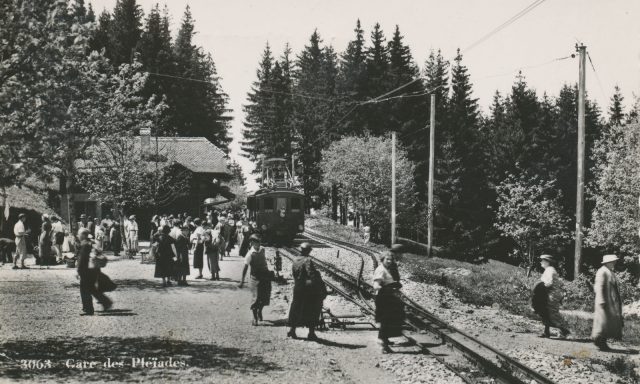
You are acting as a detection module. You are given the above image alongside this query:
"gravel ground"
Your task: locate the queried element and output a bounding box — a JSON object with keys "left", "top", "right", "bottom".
{"left": 0, "top": 245, "right": 475, "bottom": 384}
{"left": 303, "top": 227, "right": 640, "bottom": 383}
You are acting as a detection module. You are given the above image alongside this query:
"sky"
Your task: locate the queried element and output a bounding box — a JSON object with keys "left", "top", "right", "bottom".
{"left": 91, "top": 0, "right": 640, "bottom": 190}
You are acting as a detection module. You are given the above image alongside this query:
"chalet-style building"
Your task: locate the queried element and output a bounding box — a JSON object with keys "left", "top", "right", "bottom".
{"left": 59, "top": 129, "right": 234, "bottom": 239}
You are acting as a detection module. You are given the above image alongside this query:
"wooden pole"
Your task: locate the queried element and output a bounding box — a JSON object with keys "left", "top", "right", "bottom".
{"left": 391, "top": 131, "right": 397, "bottom": 246}
{"left": 428, "top": 94, "right": 436, "bottom": 257}
{"left": 574, "top": 44, "right": 587, "bottom": 278}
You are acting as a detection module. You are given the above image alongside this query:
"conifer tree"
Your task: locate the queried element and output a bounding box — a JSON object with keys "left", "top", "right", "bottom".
{"left": 90, "top": 10, "right": 112, "bottom": 55}
{"left": 608, "top": 85, "right": 625, "bottom": 127}
{"left": 338, "top": 20, "right": 367, "bottom": 136}
{"left": 242, "top": 43, "right": 274, "bottom": 164}
{"left": 169, "top": 6, "right": 232, "bottom": 148}
{"left": 363, "top": 23, "right": 390, "bottom": 135}
{"left": 108, "top": 0, "right": 143, "bottom": 67}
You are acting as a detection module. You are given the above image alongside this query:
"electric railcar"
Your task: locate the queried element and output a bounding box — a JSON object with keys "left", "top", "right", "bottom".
{"left": 246, "top": 158, "right": 304, "bottom": 244}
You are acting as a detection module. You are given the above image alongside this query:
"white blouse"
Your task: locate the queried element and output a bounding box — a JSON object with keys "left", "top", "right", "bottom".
{"left": 373, "top": 265, "right": 396, "bottom": 290}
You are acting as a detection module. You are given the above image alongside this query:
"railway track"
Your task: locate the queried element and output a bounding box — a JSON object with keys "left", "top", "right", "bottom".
{"left": 281, "top": 231, "right": 556, "bottom": 384}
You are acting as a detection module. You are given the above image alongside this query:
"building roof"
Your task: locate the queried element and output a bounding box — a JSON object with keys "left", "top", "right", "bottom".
{"left": 145, "top": 137, "right": 229, "bottom": 175}
{"left": 76, "top": 136, "right": 230, "bottom": 176}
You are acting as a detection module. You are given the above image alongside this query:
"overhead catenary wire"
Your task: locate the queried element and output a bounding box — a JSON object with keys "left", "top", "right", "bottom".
{"left": 464, "top": 0, "right": 549, "bottom": 53}
{"left": 586, "top": 51, "right": 608, "bottom": 102}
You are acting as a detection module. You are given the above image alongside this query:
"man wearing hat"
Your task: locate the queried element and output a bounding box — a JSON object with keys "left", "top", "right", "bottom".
{"left": 77, "top": 214, "right": 88, "bottom": 236}
{"left": 125, "top": 215, "right": 139, "bottom": 257}
{"left": 76, "top": 228, "right": 112, "bottom": 315}
{"left": 13, "top": 213, "right": 28, "bottom": 269}
{"left": 592, "top": 254, "right": 623, "bottom": 351}
{"left": 239, "top": 234, "right": 272, "bottom": 325}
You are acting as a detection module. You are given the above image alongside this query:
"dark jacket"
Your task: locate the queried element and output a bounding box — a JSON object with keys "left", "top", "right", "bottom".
{"left": 76, "top": 240, "right": 93, "bottom": 275}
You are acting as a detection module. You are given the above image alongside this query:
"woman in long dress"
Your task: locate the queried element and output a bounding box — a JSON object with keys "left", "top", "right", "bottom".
{"left": 238, "top": 221, "right": 253, "bottom": 257}
{"left": 204, "top": 229, "right": 221, "bottom": 280}
{"left": 191, "top": 218, "right": 205, "bottom": 279}
{"left": 373, "top": 252, "right": 405, "bottom": 353}
{"left": 153, "top": 225, "right": 177, "bottom": 287}
{"left": 287, "top": 242, "right": 326, "bottom": 340}
{"left": 38, "top": 215, "right": 53, "bottom": 266}
{"left": 239, "top": 234, "right": 272, "bottom": 325}
{"left": 538, "top": 255, "right": 570, "bottom": 338}
{"left": 174, "top": 225, "right": 191, "bottom": 286}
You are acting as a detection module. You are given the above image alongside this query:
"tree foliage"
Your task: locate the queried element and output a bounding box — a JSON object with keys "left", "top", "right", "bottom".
{"left": 495, "top": 173, "right": 571, "bottom": 269}
{"left": 588, "top": 122, "right": 640, "bottom": 256}
{"left": 320, "top": 136, "right": 419, "bottom": 243}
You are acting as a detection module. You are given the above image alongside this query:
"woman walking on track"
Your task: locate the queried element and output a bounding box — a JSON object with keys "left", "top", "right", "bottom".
{"left": 537, "top": 255, "right": 570, "bottom": 338}
{"left": 373, "top": 252, "right": 405, "bottom": 353}
{"left": 204, "top": 229, "right": 221, "bottom": 280}
{"left": 287, "top": 242, "right": 326, "bottom": 340}
{"left": 174, "top": 225, "right": 191, "bottom": 286}
{"left": 191, "top": 218, "right": 205, "bottom": 279}
{"left": 592, "top": 254, "right": 623, "bottom": 351}
{"left": 153, "top": 225, "right": 177, "bottom": 287}
{"left": 239, "top": 234, "right": 272, "bottom": 325}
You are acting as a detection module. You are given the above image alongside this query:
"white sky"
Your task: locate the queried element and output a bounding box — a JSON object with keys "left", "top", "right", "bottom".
{"left": 91, "top": 0, "right": 640, "bottom": 190}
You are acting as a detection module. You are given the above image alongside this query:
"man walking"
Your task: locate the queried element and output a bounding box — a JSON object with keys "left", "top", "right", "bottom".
{"left": 13, "top": 213, "right": 28, "bottom": 269}
{"left": 76, "top": 228, "right": 112, "bottom": 315}
{"left": 592, "top": 254, "right": 623, "bottom": 351}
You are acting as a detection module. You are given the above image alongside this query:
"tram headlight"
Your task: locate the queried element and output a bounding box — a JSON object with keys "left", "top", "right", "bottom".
{"left": 261, "top": 224, "right": 267, "bottom": 230}
{"left": 298, "top": 225, "right": 304, "bottom": 231}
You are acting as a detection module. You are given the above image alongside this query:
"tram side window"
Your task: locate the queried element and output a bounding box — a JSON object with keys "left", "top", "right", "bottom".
{"left": 248, "top": 198, "right": 256, "bottom": 212}
{"left": 263, "top": 197, "right": 274, "bottom": 212}
{"left": 291, "top": 198, "right": 301, "bottom": 212}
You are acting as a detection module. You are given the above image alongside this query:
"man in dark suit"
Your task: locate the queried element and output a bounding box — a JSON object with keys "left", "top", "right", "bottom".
{"left": 76, "top": 229, "right": 112, "bottom": 315}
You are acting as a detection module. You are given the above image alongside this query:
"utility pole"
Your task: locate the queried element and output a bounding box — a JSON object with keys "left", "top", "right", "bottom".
{"left": 391, "top": 131, "right": 397, "bottom": 246}
{"left": 574, "top": 44, "right": 587, "bottom": 278}
{"left": 428, "top": 94, "right": 436, "bottom": 257}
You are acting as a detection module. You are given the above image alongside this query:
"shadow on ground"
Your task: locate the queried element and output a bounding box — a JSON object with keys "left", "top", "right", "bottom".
{"left": 65, "top": 279, "right": 241, "bottom": 294}
{"left": 0, "top": 336, "right": 281, "bottom": 382}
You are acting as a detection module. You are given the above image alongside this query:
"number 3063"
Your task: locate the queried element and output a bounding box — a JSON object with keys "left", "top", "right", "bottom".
{"left": 20, "top": 360, "right": 52, "bottom": 369}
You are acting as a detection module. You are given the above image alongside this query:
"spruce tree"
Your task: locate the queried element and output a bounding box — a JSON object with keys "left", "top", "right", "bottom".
{"left": 242, "top": 43, "right": 274, "bottom": 164}
{"left": 608, "top": 85, "right": 625, "bottom": 127}
{"left": 169, "top": 6, "right": 232, "bottom": 148}
{"left": 90, "top": 10, "right": 112, "bottom": 55}
{"left": 338, "top": 20, "right": 367, "bottom": 136}
{"left": 108, "top": 0, "right": 143, "bottom": 67}
{"left": 363, "top": 23, "right": 391, "bottom": 136}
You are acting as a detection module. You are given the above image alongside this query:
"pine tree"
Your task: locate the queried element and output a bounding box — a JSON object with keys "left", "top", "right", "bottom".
{"left": 70, "top": 0, "right": 87, "bottom": 21}
{"left": 363, "top": 23, "right": 390, "bottom": 135}
{"left": 86, "top": 3, "right": 95, "bottom": 22}
{"left": 294, "top": 30, "right": 337, "bottom": 208}
{"left": 169, "top": 6, "right": 232, "bottom": 148}
{"left": 137, "top": 4, "right": 175, "bottom": 135}
{"left": 505, "top": 72, "right": 541, "bottom": 172}
{"left": 338, "top": 20, "right": 367, "bottom": 136}
{"left": 242, "top": 43, "right": 274, "bottom": 164}
{"left": 405, "top": 49, "right": 448, "bottom": 201}
{"left": 442, "top": 50, "right": 491, "bottom": 260}
{"left": 108, "top": 0, "right": 143, "bottom": 67}
{"left": 608, "top": 85, "right": 625, "bottom": 127}
{"left": 90, "top": 10, "right": 112, "bottom": 54}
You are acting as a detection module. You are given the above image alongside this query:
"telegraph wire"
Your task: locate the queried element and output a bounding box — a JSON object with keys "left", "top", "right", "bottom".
{"left": 473, "top": 54, "right": 573, "bottom": 81}
{"left": 464, "top": 0, "right": 549, "bottom": 53}
{"left": 586, "top": 52, "right": 608, "bottom": 102}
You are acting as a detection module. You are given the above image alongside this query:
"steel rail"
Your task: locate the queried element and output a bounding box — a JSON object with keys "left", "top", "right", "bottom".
{"left": 297, "top": 231, "right": 556, "bottom": 384}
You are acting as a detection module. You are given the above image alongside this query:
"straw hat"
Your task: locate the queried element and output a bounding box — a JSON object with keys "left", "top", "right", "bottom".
{"left": 601, "top": 254, "right": 619, "bottom": 264}
{"left": 540, "top": 254, "right": 555, "bottom": 262}
{"left": 249, "top": 234, "right": 261, "bottom": 242}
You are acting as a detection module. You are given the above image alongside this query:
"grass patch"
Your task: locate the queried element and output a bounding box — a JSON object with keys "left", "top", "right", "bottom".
{"left": 403, "top": 253, "right": 640, "bottom": 345}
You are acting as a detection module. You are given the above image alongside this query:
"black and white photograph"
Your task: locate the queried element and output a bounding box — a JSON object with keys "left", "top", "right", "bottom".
{"left": 1, "top": 0, "right": 639, "bottom": 383}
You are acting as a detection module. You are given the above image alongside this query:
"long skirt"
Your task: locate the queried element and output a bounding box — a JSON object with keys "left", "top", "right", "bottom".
{"left": 375, "top": 285, "right": 405, "bottom": 339}
{"left": 176, "top": 253, "right": 190, "bottom": 276}
{"left": 249, "top": 276, "right": 271, "bottom": 308}
{"left": 207, "top": 252, "right": 220, "bottom": 273}
{"left": 288, "top": 285, "right": 324, "bottom": 328}
{"left": 239, "top": 237, "right": 251, "bottom": 257}
{"left": 193, "top": 243, "right": 204, "bottom": 269}
{"left": 545, "top": 288, "right": 568, "bottom": 329}
{"left": 154, "top": 253, "right": 174, "bottom": 278}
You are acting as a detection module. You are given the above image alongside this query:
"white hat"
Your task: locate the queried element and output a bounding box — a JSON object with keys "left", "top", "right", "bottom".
{"left": 602, "top": 254, "right": 619, "bottom": 264}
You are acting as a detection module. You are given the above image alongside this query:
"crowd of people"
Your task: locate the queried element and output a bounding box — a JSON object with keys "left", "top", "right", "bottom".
{"left": 0, "top": 210, "right": 628, "bottom": 352}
